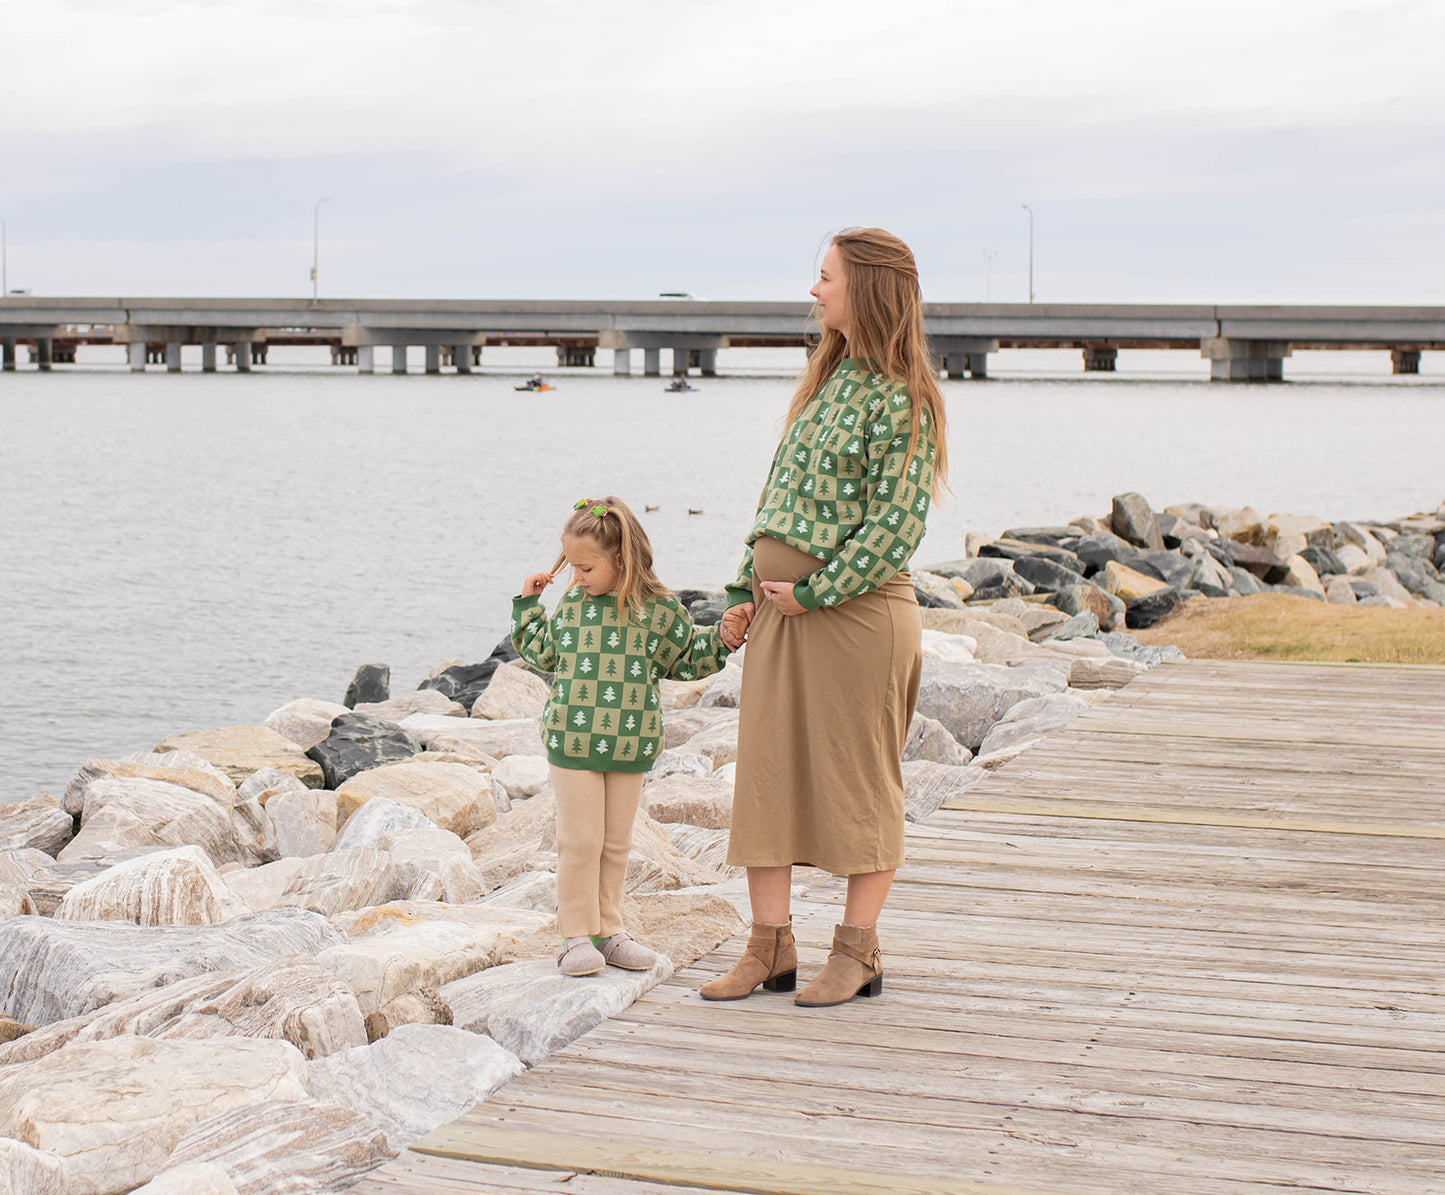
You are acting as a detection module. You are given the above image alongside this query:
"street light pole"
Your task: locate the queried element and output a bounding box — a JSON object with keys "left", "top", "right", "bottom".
{"left": 1020, "top": 204, "right": 1034, "bottom": 303}
{"left": 311, "top": 198, "right": 331, "bottom": 303}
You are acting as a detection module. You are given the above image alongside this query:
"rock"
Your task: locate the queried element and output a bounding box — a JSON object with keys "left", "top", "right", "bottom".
{"left": 355, "top": 689, "right": 468, "bottom": 722}
{"left": 1068, "top": 656, "right": 1147, "bottom": 689}
{"left": 158, "top": 1099, "right": 394, "bottom": 1193}
{"left": 1212, "top": 506, "right": 1265, "bottom": 545}
{"left": 998, "top": 525, "right": 1081, "bottom": 545}
{"left": 1334, "top": 542, "right": 1373, "bottom": 575}
{"left": 935, "top": 619, "right": 1032, "bottom": 666}
{"left": 154, "top": 726, "right": 324, "bottom": 789}
{"left": 900, "top": 761, "right": 987, "bottom": 821}
{"left": 0, "top": 955, "right": 367, "bottom": 1068}
{"left": 1102, "top": 560, "right": 1170, "bottom": 603}
{"left": 440, "top": 955, "right": 672, "bottom": 1067}
{"left": 492, "top": 754, "right": 551, "bottom": 801}
{"left": 363, "top": 988, "right": 452, "bottom": 1041}
{"left": 131, "top": 1162, "right": 237, "bottom": 1195}
{"left": 1366, "top": 565, "right": 1418, "bottom": 606}
{"left": 466, "top": 793, "right": 558, "bottom": 893}
{"left": 1386, "top": 552, "right": 1445, "bottom": 603}
{"left": 0, "top": 845, "right": 52, "bottom": 890}
{"left": 915, "top": 659, "right": 1067, "bottom": 753}
{"left": 20, "top": 851, "right": 158, "bottom": 916}
{"left": 262, "top": 698, "right": 350, "bottom": 751}
{"left": 1281, "top": 554, "right": 1326, "bottom": 598}
{"left": 659, "top": 676, "right": 711, "bottom": 710}
{"left": 1335, "top": 522, "right": 1388, "bottom": 568}
{"left": 307, "top": 713, "right": 422, "bottom": 790}
{"left": 306, "top": 1023, "right": 522, "bottom": 1150}
{"left": 1051, "top": 582, "right": 1124, "bottom": 631}
{"left": 1068, "top": 533, "right": 1133, "bottom": 576}
{"left": 680, "top": 592, "right": 727, "bottom": 626}
{"left": 1348, "top": 577, "right": 1382, "bottom": 599}
{"left": 336, "top": 759, "right": 497, "bottom": 838}
{"left": 1123, "top": 549, "right": 1196, "bottom": 589}
{"left": 400, "top": 713, "right": 543, "bottom": 759}
{"left": 659, "top": 824, "right": 737, "bottom": 879}
{"left": 1040, "top": 611, "right": 1099, "bottom": 642}
{"left": 64, "top": 754, "right": 237, "bottom": 819}
{"left": 55, "top": 846, "right": 249, "bottom": 927}
{"left": 975, "top": 693, "right": 1091, "bottom": 765}
{"left": 345, "top": 663, "right": 391, "bottom": 708}
{"left": 626, "top": 809, "right": 728, "bottom": 893}
{"left": 1013, "top": 555, "right": 1085, "bottom": 594}
{"left": 902, "top": 713, "right": 972, "bottom": 766}
{"left": 912, "top": 569, "right": 965, "bottom": 608}
{"left": 316, "top": 917, "right": 505, "bottom": 1017}
{"left": 267, "top": 787, "right": 338, "bottom": 857}
{"left": 1101, "top": 631, "right": 1186, "bottom": 666}
{"left": 418, "top": 644, "right": 516, "bottom": 710}
{"left": 1019, "top": 607, "right": 1070, "bottom": 640}
{"left": 1299, "top": 545, "right": 1346, "bottom": 576}
{"left": 1262, "top": 513, "right": 1334, "bottom": 560}
{"left": 648, "top": 749, "right": 715, "bottom": 781}
{"left": 1325, "top": 575, "right": 1358, "bottom": 604}
{"left": 1163, "top": 502, "right": 1210, "bottom": 527}
{"left": 61, "top": 777, "right": 246, "bottom": 868}
{"left": 1228, "top": 565, "right": 1265, "bottom": 595}
{"left": 919, "top": 629, "right": 977, "bottom": 662}
{"left": 675, "top": 709, "right": 741, "bottom": 767}
{"left": 238, "top": 767, "right": 308, "bottom": 803}
{"left": 228, "top": 848, "right": 435, "bottom": 918}
{"left": 0, "top": 1138, "right": 69, "bottom": 1194}
{"left": 643, "top": 774, "right": 733, "bottom": 829}
{"left": 377, "top": 826, "right": 485, "bottom": 904}
{"left": 332, "top": 899, "right": 551, "bottom": 942}
{"left": 0, "top": 907, "right": 344, "bottom": 1029}
{"left": 1190, "top": 550, "right": 1237, "bottom": 595}
{"left": 331, "top": 794, "right": 434, "bottom": 850}
{"left": 1110, "top": 492, "right": 1164, "bottom": 550}
{"left": 471, "top": 661, "right": 551, "bottom": 720}
{"left": 228, "top": 793, "right": 278, "bottom": 868}
{"left": 696, "top": 667, "right": 745, "bottom": 710}
{"left": 1125, "top": 588, "right": 1184, "bottom": 630}
{"left": 0, "top": 1035, "right": 310, "bottom": 1193}
{"left": 0, "top": 793, "right": 72, "bottom": 856}
{"left": 1390, "top": 533, "right": 1436, "bottom": 560}
{"left": 979, "top": 539, "right": 1084, "bottom": 573}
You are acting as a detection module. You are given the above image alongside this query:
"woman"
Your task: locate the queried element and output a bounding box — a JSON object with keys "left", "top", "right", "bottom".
{"left": 705, "top": 227, "right": 948, "bottom": 1008}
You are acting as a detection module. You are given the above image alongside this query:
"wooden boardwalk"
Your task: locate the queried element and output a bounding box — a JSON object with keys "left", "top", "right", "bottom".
{"left": 352, "top": 660, "right": 1445, "bottom": 1195}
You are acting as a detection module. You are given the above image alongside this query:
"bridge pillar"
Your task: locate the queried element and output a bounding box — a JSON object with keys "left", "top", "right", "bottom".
{"left": 643, "top": 348, "right": 660, "bottom": 376}
{"left": 613, "top": 347, "right": 632, "bottom": 376}
{"left": 425, "top": 344, "right": 441, "bottom": 374}
{"left": 1391, "top": 349, "right": 1421, "bottom": 375}
{"left": 1083, "top": 345, "right": 1117, "bottom": 372}
{"left": 1201, "top": 338, "right": 1289, "bottom": 382}
{"left": 36, "top": 338, "right": 53, "bottom": 371}
{"left": 935, "top": 337, "right": 996, "bottom": 380}
{"left": 129, "top": 338, "right": 147, "bottom": 372}
{"left": 234, "top": 341, "right": 252, "bottom": 372}
{"left": 453, "top": 342, "right": 471, "bottom": 374}
{"left": 166, "top": 340, "right": 182, "bottom": 373}
{"left": 357, "top": 345, "right": 374, "bottom": 374}
{"left": 392, "top": 345, "right": 408, "bottom": 374}
{"left": 2, "top": 339, "right": 14, "bottom": 371}
{"left": 943, "top": 351, "right": 989, "bottom": 379}
{"left": 672, "top": 347, "right": 693, "bottom": 376}
{"left": 202, "top": 342, "right": 217, "bottom": 372}
{"left": 697, "top": 348, "right": 717, "bottom": 377}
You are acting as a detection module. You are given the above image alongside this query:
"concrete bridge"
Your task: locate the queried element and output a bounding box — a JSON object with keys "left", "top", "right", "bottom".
{"left": 1, "top": 297, "right": 1441, "bottom": 381}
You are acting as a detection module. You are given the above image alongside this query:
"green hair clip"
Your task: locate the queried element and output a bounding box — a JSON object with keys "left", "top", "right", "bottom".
{"left": 573, "top": 499, "right": 608, "bottom": 518}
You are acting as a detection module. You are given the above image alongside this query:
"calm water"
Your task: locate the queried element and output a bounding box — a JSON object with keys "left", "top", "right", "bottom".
{"left": 3, "top": 354, "right": 1443, "bottom": 800}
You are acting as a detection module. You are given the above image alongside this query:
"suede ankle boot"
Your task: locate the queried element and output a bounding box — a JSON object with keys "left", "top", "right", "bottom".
{"left": 794, "top": 923, "right": 882, "bottom": 1008}
{"left": 699, "top": 920, "right": 797, "bottom": 1001}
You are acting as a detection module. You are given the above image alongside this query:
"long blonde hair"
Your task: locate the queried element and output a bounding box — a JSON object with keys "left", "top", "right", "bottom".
{"left": 789, "top": 227, "right": 948, "bottom": 495}
{"left": 553, "top": 496, "right": 669, "bottom": 623}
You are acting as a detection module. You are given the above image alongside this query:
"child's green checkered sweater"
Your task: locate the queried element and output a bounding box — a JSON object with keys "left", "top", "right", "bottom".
{"left": 511, "top": 588, "right": 731, "bottom": 772}
{"left": 726, "top": 359, "right": 937, "bottom": 611}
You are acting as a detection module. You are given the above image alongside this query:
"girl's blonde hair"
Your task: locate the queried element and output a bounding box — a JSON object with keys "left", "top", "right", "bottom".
{"left": 553, "top": 496, "right": 669, "bottom": 623}
{"left": 790, "top": 227, "right": 948, "bottom": 495}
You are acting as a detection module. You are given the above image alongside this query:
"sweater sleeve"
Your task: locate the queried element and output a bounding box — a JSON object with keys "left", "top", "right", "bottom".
{"left": 724, "top": 544, "right": 755, "bottom": 609}
{"left": 510, "top": 595, "right": 557, "bottom": 671}
{"left": 793, "top": 395, "right": 936, "bottom": 611}
{"left": 657, "top": 602, "right": 732, "bottom": 681}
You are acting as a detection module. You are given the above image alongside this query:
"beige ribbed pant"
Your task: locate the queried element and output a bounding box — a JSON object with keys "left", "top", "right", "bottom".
{"left": 549, "top": 765, "right": 645, "bottom": 938}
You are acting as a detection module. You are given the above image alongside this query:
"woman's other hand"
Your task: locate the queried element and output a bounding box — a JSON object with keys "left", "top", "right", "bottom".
{"left": 521, "top": 572, "right": 554, "bottom": 597}
{"left": 760, "top": 581, "right": 805, "bottom": 616}
{"left": 720, "top": 602, "right": 754, "bottom": 649}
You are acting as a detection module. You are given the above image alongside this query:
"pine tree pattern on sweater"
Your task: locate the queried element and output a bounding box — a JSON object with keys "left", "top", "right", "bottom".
{"left": 510, "top": 589, "right": 730, "bottom": 772}
{"left": 725, "top": 359, "right": 937, "bottom": 611}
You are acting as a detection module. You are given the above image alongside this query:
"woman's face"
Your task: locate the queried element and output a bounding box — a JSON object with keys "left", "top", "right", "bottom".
{"left": 810, "top": 245, "right": 850, "bottom": 338}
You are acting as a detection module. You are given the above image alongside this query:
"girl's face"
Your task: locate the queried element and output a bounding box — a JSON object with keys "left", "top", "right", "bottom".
{"left": 561, "top": 534, "right": 621, "bottom": 596}
{"left": 810, "top": 244, "right": 850, "bottom": 338}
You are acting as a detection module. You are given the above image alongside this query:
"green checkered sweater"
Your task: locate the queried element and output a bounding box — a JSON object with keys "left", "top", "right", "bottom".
{"left": 510, "top": 588, "right": 731, "bottom": 772}
{"left": 726, "top": 359, "right": 937, "bottom": 611}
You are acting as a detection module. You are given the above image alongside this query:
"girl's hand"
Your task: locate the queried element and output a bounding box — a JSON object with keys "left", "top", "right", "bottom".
{"left": 760, "top": 581, "right": 805, "bottom": 616}
{"left": 720, "top": 602, "right": 754, "bottom": 650}
{"left": 521, "top": 572, "right": 554, "bottom": 597}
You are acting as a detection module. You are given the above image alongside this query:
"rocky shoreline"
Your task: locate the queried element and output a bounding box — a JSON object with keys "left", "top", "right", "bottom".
{"left": 1, "top": 491, "right": 1440, "bottom": 1193}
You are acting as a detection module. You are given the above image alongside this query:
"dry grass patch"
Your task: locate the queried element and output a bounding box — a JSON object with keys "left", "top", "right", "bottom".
{"left": 1132, "top": 593, "right": 1445, "bottom": 664}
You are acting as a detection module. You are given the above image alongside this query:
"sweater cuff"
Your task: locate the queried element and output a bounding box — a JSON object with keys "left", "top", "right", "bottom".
{"left": 792, "top": 579, "right": 823, "bottom": 612}
{"left": 512, "top": 594, "right": 543, "bottom": 611}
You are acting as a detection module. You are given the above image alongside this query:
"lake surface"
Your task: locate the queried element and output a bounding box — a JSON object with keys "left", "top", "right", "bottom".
{"left": 2, "top": 351, "right": 1442, "bottom": 800}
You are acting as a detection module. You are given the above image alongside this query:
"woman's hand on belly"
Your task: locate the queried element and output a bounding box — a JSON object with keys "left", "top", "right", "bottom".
{"left": 760, "top": 581, "right": 805, "bottom": 616}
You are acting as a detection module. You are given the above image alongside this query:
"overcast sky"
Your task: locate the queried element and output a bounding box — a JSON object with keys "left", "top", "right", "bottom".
{"left": 3, "top": 0, "right": 1442, "bottom": 303}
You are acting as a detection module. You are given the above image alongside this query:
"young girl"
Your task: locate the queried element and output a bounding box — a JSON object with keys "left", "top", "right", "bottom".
{"left": 512, "top": 496, "right": 732, "bottom": 977}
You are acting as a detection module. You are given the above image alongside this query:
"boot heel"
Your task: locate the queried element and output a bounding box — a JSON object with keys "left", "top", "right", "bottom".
{"left": 762, "top": 969, "right": 797, "bottom": 993}
{"left": 857, "top": 974, "right": 883, "bottom": 998}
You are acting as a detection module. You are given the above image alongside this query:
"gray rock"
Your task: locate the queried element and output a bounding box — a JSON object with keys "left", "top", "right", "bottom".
{"left": 969, "top": 569, "right": 1036, "bottom": 600}
{"left": 1013, "top": 555, "right": 1083, "bottom": 593}
{"left": 345, "top": 663, "right": 391, "bottom": 708}
{"left": 1228, "top": 565, "right": 1265, "bottom": 595}
{"left": 999, "top": 525, "right": 1082, "bottom": 545}
{"left": 1125, "top": 588, "right": 1184, "bottom": 629}
{"left": 696, "top": 667, "right": 745, "bottom": 709}
{"left": 305, "top": 1023, "right": 524, "bottom": 1151}
{"left": 1051, "top": 582, "right": 1125, "bottom": 631}
{"left": 1111, "top": 492, "right": 1164, "bottom": 550}
{"left": 1324, "top": 575, "right": 1358, "bottom": 604}
{"left": 1347, "top": 577, "right": 1382, "bottom": 599}
{"left": 1386, "top": 552, "right": 1445, "bottom": 603}
{"left": 0, "top": 907, "right": 344, "bottom": 1028}
{"left": 1216, "top": 538, "right": 1288, "bottom": 580}
{"left": 1389, "top": 534, "right": 1436, "bottom": 560}
{"left": 0, "top": 793, "right": 72, "bottom": 856}
{"left": 1101, "top": 631, "right": 1185, "bottom": 666}
{"left": 1042, "top": 611, "right": 1100, "bottom": 642}
{"left": 1300, "top": 545, "right": 1346, "bottom": 576}
{"left": 900, "top": 761, "right": 986, "bottom": 821}
{"left": 902, "top": 713, "right": 972, "bottom": 766}
{"left": 1068, "top": 533, "right": 1134, "bottom": 576}
{"left": 648, "top": 750, "right": 714, "bottom": 782}
{"left": 915, "top": 659, "right": 1068, "bottom": 753}
{"left": 949, "top": 557, "right": 1019, "bottom": 588}
{"left": 979, "top": 539, "right": 1084, "bottom": 572}
{"left": 440, "top": 955, "right": 671, "bottom": 1067}
{"left": 912, "top": 569, "right": 965, "bottom": 608}
{"left": 307, "top": 712, "right": 422, "bottom": 789}
{"left": 1125, "top": 550, "right": 1196, "bottom": 589}
{"left": 976, "top": 693, "right": 1090, "bottom": 763}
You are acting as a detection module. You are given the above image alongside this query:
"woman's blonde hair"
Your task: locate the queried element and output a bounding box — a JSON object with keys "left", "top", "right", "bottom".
{"left": 789, "top": 227, "right": 948, "bottom": 494}
{"left": 554, "top": 496, "right": 669, "bottom": 623}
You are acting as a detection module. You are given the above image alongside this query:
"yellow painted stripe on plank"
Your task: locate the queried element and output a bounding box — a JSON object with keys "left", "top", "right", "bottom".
{"left": 940, "top": 797, "right": 1445, "bottom": 839}
{"left": 411, "top": 1125, "right": 1054, "bottom": 1195}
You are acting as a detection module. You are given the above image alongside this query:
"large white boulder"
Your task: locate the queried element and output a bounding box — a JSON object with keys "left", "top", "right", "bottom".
{"left": 491, "top": 753, "right": 551, "bottom": 801}
{"left": 0, "top": 793, "right": 73, "bottom": 856}
{"left": 642, "top": 774, "right": 734, "bottom": 829}
{"left": 262, "top": 698, "right": 348, "bottom": 751}
{"left": 61, "top": 777, "right": 246, "bottom": 867}
{"left": 266, "top": 787, "right": 338, "bottom": 857}
{"left": 471, "top": 662, "right": 550, "bottom": 720}
{"left": 354, "top": 690, "right": 466, "bottom": 723}
{"left": 377, "top": 826, "right": 485, "bottom": 904}
{"left": 153, "top": 726, "right": 324, "bottom": 788}
{"left": 315, "top": 917, "right": 506, "bottom": 1016}
{"left": 226, "top": 848, "right": 438, "bottom": 917}
{"left": 64, "top": 753, "right": 236, "bottom": 819}
{"left": 336, "top": 760, "right": 498, "bottom": 837}
{"left": 400, "top": 713, "right": 543, "bottom": 759}
{"left": 55, "top": 845, "right": 248, "bottom": 926}
{"left": 0, "top": 1137, "right": 69, "bottom": 1194}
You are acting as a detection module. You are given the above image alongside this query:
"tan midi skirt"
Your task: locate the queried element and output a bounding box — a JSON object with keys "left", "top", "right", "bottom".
{"left": 727, "top": 536, "right": 923, "bottom": 875}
